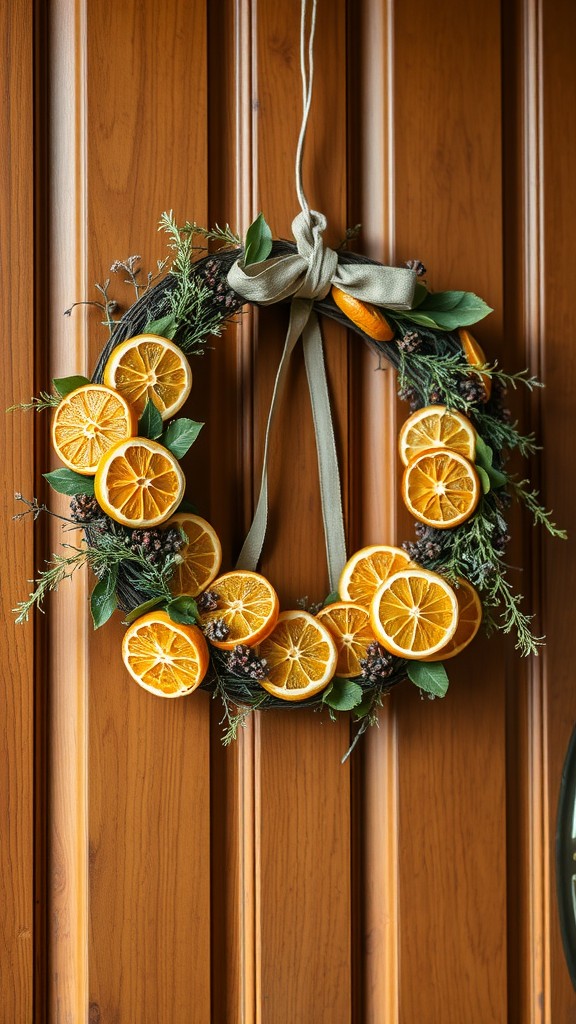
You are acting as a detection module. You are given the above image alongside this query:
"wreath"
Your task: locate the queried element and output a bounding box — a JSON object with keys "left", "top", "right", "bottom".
{"left": 11, "top": 210, "right": 565, "bottom": 756}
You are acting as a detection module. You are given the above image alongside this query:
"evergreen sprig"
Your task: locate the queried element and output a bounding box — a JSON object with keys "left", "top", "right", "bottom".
{"left": 8, "top": 391, "right": 60, "bottom": 412}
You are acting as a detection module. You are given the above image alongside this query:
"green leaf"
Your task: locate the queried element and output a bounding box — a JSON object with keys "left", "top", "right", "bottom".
{"left": 406, "top": 660, "right": 449, "bottom": 697}
{"left": 322, "top": 677, "right": 364, "bottom": 711}
{"left": 474, "top": 434, "right": 493, "bottom": 469}
{"left": 144, "top": 314, "right": 179, "bottom": 339}
{"left": 43, "top": 468, "right": 95, "bottom": 496}
{"left": 476, "top": 465, "right": 492, "bottom": 494}
{"left": 322, "top": 591, "right": 341, "bottom": 607}
{"left": 353, "top": 689, "right": 376, "bottom": 720}
{"left": 412, "top": 282, "right": 429, "bottom": 308}
{"left": 417, "top": 290, "right": 467, "bottom": 313}
{"left": 166, "top": 596, "right": 199, "bottom": 625}
{"left": 52, "top": 374, "right": 90, "bottom": 397}
{"left": 421, "top": 292, "right": 493, "bottom": 329}
{"left": 123, "top": 595, "right": 165, "bottom": 625}
{"left": 397, "top": 310, "right": 442, "bottom": 329}
{"left": 244, "top": 213, "right": 273, "bottom": 266}
{"left": 90, "top": 573, "right": 118, "bottom": 629}
{"left": 138, "top": 398, "right": 164, "bottom": 440}
{"left": 160, "top": 417, "right": 203, "bottom": 459}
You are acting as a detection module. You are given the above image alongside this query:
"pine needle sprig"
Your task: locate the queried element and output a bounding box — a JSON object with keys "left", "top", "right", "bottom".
{"left": 167, "top": 274, "right": 224, "bottom": 354}
{"left": 14, "top": 546, "right": 90, "bottom": 623}
{"left": 8, "top": 390, "right": 60, "bottom": 412}
{"left": 509, "top": 478, "right": 567, "bottom": 538}
{"left": 472, "top": 412, "right": 540, "bottom": 458}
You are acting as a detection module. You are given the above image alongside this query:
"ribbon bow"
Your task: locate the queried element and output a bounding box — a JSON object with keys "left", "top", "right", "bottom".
{"left": 227, "top": 211, "right": 416, "bottom": 591}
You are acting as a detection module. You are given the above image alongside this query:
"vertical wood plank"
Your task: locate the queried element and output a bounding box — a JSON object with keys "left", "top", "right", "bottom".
{"left": 42, "top": 2, "right": 212, "bottom": 1020}
{"left": 392, "top": 2, "right": 508, "bottom": 1020}
{"left": 540, "top": 0, "right": 576, "bottom": 1016}
{"left": 250, "top": 2, "right": 352, "bottom": 1021}
{"left": 0, "top": 1, "right": 35, "bottom": 1020}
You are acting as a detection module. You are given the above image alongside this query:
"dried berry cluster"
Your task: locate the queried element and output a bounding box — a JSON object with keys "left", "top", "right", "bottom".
{"left": 402, "top": 522, "right": 445, "bottom": 563}
{"left": 128, "top": 527, "right": 185, "bottom": 565}
{"left": 224, "top": 644, "right": 268, "bottom": 681}
{"left": 360, "top": 641, "right": 395, "bottom": 684}
{"left": 200, "top": 259, "right": 243, "bottom": 312}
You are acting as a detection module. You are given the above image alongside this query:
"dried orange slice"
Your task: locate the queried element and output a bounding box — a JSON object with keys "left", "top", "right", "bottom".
{"left": 458, "top": 328, "right": 492, "bottom": 401}
{"left": 167, "top": 513, "right": 222, "bottom": 598}
{"left": 401, "top": 449, "right": 480, "bottom": 529}
{"left": 424, "top": 577, "right": 482, "bottom": 661}
{"left": 315, "top": 601, "right": 375, "bottom": 677}
{"left": 51, "top": 383, "right": 137, "bottom": 475}
{"left": 103, "top": 334, "right": 192, "bottom": 419}
{"left": 398, "top": 405, "right": 476, "bottom": 467}
{"left": 198, "top": 570, "right": 279, "bottom": 650}
{"left": 257, "top": 610, "right": 338, "bottom": 701}
{"left": 94, "top": 437, "right": 185, "bottom": 527}
{"left": 370, "top": 567, "right": 458, "bottom": 659}
{"left": 339, "top": 545, "right": 411, "bottom": 608}
{"left": 331, "top": 285, "right": 394, "bottom": 341}
{"left": 122, "top": 610, "right": 208, "bottom": 697}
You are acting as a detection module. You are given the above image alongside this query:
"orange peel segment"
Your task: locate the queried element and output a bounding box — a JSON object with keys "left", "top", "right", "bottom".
{"left": 315, "top": 601, "right": 376, "bottom": 677}
{"left": 103, "top": 334, "right": 193, "bottom": 419}
{"left": 339, "top": 544, "right": 412, "bottom": 608}
{"left": 458, "top": 328, "right": 492, "bottom": 402}
{"left": 94, "top": 437, "right": 185, "bottom": 527}
{"left": 51, "top": 383, "right": 137, "bottom": 475}
{"left": 198, "top": 570, "right": 279, "bottom": 650}
{"left": 370, "top": 567, "right": 459, "bottom": 659}
{"left": 398, "top": 405, "right": 476, "bottom": 467}
{"left": 331, "top": 285, "right": 394, "bottom": 342}
{"left": 122, "top": 610, "right": 209, "bottom": 697}
{"left": 401, "top": 449, "right": 481, "bottom": 529}
{"left": 257, "top": 610, "right": 338, "bottom": 701}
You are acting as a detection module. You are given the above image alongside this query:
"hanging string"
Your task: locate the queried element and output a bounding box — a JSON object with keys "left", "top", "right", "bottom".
{"left": 295, "top": 0, "right": 318, "bottom": 217}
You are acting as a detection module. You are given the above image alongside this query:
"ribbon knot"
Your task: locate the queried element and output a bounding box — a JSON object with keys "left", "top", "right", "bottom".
{"left": 291, "top": 210, "right": 338, "bottom": 301}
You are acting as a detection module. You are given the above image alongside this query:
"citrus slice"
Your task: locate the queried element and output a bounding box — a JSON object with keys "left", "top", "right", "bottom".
{"left": 94, "top": 437, "right": 185, "bottom": 527}
{"left": 339, "top": 545, "right": 412, "bottom": 608}
{"left": 370, "top": 567, "right": 459, "bottom": 659}
{"left": 398, "top": 405, "right": 477, "bottom": 466}
{"left": 166, "top": 513, "right": 222, "bottom": 597}
{"left": 257, "top": 610, "right": 338, "bottom": 701}
{"left": 122, "top": 610, "right": 208, "bottom": 697}
{"left": 103, "top": 334, "right": 193, "bottom": 419}
{"left": 458, "top": 328, "right": 492, "bottom": 402}
{"left": 198, "top": 570, "right": 279, "bottom": 650}
{"left": 331, "top": 285, "right": 394, "bottom": 341}
{"left": 51, "top": 383, "right": 137, "bottom": 475}
{"left": 401, "top": 449, "right": 481, "bottom": 529}
{"left": 315, "top": 601, "right": 375, "bottom": 677}
{"left": 424, "top": 577, "right": 482, "bottom": 661}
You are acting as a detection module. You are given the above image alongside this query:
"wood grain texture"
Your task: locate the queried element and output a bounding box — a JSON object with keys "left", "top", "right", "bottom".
{"left": 392, "top": 2, "right": 508, "bottom": 1021}
{"left": 0, "top": 2, "right": 35, "bottom": 1020}
{"left": 76, "top": 3, "right": 211, "bottom": 1021}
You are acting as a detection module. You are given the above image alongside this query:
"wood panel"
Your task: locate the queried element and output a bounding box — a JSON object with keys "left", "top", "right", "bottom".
{"left": 0, "top": 2, "right": 35, "bottom": 1020}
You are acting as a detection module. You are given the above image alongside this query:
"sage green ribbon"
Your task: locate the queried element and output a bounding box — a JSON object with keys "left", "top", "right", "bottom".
{"left": 227, "top": 210, "right": 416, "bottom": 590}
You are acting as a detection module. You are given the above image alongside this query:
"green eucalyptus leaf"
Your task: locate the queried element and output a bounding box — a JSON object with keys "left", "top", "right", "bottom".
{"left": 123, "top": 595, "right": 165, "bottom": 625}
{"left": 138, "top": 398, "right": 164, "bottom": 440}
{"left": 43, "top": 468, "right": 95, "bottom": 496}
{"left": 322, "top": 591, "right": 341, "bottom": 607}
{"left": 396, "top": 310, "right": 442, "bottom": 330}
{"left": 322, "top": 677, "right": 364, "bottom": 711}
{"left": 52, "top": 374, "right": 91, "bottom": 397}
{"left": 486, "top": 464, "right": 508, "bottom": 490}
{"left": 160, "top": 418, "right": 203, "bottom": 459}
{"left": 144, "top": 314, "right": 179, "bottom": 339}
{"left": 90, "top": 573, "right": 118, "bottom": 629}
{"left": 474, "top": 434, "right": 494, "bottom": 469}
{"left": 244, "top": 212, "right": 273, "bottom": 266}
{"left": 166, "top": 595, "right": 199, "bottom": 625}
{"left": 476, "top": 465, "right": 492, "bottom": 494}
{"left": 406, "top": 660, "right": 449, "bottom": 697}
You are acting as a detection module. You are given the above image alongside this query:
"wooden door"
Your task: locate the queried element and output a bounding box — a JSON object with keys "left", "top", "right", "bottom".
{"left": 3, "top": 0, "right": 576, "bottom": 1020}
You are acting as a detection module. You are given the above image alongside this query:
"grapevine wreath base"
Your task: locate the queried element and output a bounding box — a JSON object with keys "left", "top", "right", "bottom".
{"left": 13, "top": 213, "right": 565, "bottom": 756}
